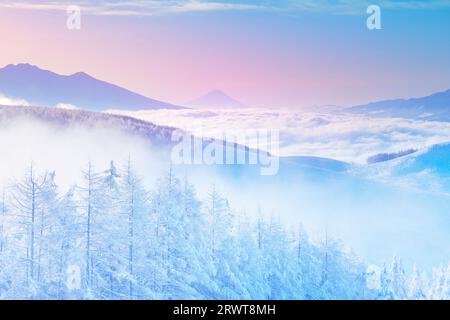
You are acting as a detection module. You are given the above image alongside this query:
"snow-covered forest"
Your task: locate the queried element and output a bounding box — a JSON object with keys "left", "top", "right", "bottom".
{"left": 0, "top": 159, "right": 447, "bottom": 300}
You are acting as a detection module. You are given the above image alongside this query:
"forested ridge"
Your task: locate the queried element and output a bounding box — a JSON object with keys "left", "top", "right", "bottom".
{"left": 0, "top": 160, "right": 447, "bottom": 300}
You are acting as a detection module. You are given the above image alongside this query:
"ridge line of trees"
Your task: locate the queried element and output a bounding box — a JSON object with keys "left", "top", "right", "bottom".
{"left": 0, "top": 160, "right": 447, "bottom": 300}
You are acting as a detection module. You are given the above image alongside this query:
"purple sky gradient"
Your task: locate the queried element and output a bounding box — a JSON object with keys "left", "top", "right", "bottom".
{"left": 1, "top": 2, "right": 450, "bottom": 108}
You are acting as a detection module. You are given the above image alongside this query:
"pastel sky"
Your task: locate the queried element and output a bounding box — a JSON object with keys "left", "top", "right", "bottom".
{"left": 1, "top": 0, "right": 450, "bottom": 108}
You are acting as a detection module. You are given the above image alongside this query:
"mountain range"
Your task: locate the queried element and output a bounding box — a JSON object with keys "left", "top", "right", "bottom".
{"left": 0, "top": 63, "right": 182, "bottom": 111}
{"left": 2, "top": 63, "right": 449, "bottom": 118}
{"left": 347, "top": 88, "right": 450, "bottom": 121}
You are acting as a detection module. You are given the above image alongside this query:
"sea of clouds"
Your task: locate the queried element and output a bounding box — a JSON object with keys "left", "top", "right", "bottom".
{"left": 2, "top": 106, "right": 450, "bottom": 269}
{"left": 109, "top": 108, "right": 450, "bottom": 164}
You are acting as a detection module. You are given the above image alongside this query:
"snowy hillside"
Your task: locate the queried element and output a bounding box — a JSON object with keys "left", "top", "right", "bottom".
{"left": 356, "top": 143, "right": 450, "bottom": 194}
{"left": 0, "top": 105, "right": 374, "bottom": 299}
{"left": 0, "top": 105, "right": 175, "bottom": 146}
{"left": 0, "top": 104, "right": 449, "bottom": 299}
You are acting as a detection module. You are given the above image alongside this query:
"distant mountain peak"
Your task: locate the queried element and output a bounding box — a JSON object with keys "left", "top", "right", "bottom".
{"left": 0, "top": 63, "right": 183, "bottom": 111}
{"left": 207, "top": 89, "right": 229, "bottom": 96}
{"left": 347, "top": 88, "right": 450, "bottom": 121}
{"left": 7, "top": 63, "right": 34, "bottom": 68}
{"left": 4, "top": 63, "right": 41, "bottom": 71}
{"left": 69, "top": 71, "right": 95, "bottom": 80}
{"left": 187, "top": 90, "right": 246, "bottom": 108}
{"left": 70, "top": 71, "right": 89, "bottom": 77}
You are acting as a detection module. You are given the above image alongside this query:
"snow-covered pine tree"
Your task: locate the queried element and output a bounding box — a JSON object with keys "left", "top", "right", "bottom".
{"left": 10, "top": 163, "right": 48, "bottom": 295}
{"left": 34, "top": 171, "right": 59, "bottom": 295}
{"left": 151, "top": 169, "right": 201, "bottom": 299}
{"left": 236, "top": 211, "right": 270, "bottom": 299}
{"left": 180, "top": 177, "right": 218, "bottom": 299}
{"left": 262, "top": 211, "right": 300, "bottom": 299}
{"left": 118, "top": 158, "right": 154, "bottom": 299}
{"left": 52, "top": 185, "right": 83, "bottom": 299}
{"left": 408, "top": 265, "right": 427, "bottom": 300}
{"left": 0, "top": 189, "right": 7, "bottom": 253}
{"left": 210, "top": 191, "right": 247, "bottom": 299}
{"left": 439, "top": 262, "right": 450, "bottom": 299}
{"left": 77, "top": 162, "right": 107, "bottom": 297}
{"left": 205, "top": 185, "right": 231, "bottom": 258}
{"left": 0, "top": 159, "right": 410, "bottom": 300}
{"left": 94, "top": 160, "right": 126, "bottom": 298}
{"left": 388, "top": 256, "right": 408, "bottom": 300}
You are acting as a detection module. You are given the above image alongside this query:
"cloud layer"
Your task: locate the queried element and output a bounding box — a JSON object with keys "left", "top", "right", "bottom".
{"left": 1, "top": 0, "right": 449, "bottom": 16}
{"left": 109, "top": 107, "right": 450, "bottom": 164}
{"left": 0, "top": 93, "right": 29, "bottom": 107}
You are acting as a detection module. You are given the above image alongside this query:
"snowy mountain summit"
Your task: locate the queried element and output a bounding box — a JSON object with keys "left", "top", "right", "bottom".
{"left": 186, "top": 90, "right": 246, "bottom": 108}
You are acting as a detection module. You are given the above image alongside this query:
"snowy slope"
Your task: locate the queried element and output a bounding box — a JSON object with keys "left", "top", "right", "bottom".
{"left": 397, "top": 143, "right": 450, "bottom": 176}
{"left": 0, "top": 105, "right": 175, "bottom": 146}
{"left": 357, "top": 143, "right": 450, "bottom": 194}
{"left": 0, "top": 105, "right": 350, "bottom": 175}
{"left": 2, "top": 104, "right": 450, "bottom": 272}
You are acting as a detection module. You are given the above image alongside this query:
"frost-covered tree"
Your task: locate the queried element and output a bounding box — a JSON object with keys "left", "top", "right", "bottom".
{"left": 150, "top": 170, "right": 204, "bottom": 299}
{"left": 439, "top": 263, "right": 450, "bottom": 299}
{"left": 210, "top": 192, "right": 246, "bottom": 299}
{"left": 1, "top": 159, "right": 443, "bottom": 300}
{"left": 236, "top": 212, "right": 270, "bottom": 299}
{"left": 35, "top": 171, "right": 59, "bottom": 293}
{"left": 51, "top": 186, "right": 82, "bottom": 299}
{"left": 408, "top": 265, "right": 427, "bottom": 300}
{"left": 388, "top": 256, "right": 408, "bottom": 300}
{"left": 205, "top": 185, "right": 232, "bottom": 257}
{"left": 378, "top": 262, "right": 392, "bottom": 299}
{"left": 77, "top": 162, "right": 107, "bottom": 296}
{"left": 0, "top": 189, "right": 7, "bottom": 253}
{"left": 10, "top": 164, "right": 48, "bottom": 291}
{"left": 430, "top": 266, "right": 446, "bottom": 299}
{"left": 95, "top": 160, "right": 125, "bottom": 298}
{"left": 118, "top": 159, "right": 153, "bottom": 299}
{"left": 180, "top": 177, "right": 217, "bottom": 299}
{"left": 293, "top": 223, "right": 323, "bottom": 299}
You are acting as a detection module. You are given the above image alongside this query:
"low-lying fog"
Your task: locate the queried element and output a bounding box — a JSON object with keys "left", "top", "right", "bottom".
{"left": 2, "top": 111, "right": 450, "bottom": 272}
{"left": 110, "top": 108, "right": 450, "bottom": 164}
